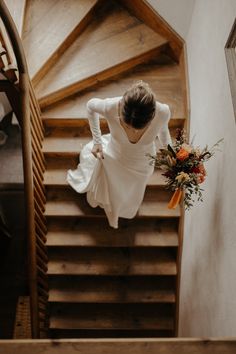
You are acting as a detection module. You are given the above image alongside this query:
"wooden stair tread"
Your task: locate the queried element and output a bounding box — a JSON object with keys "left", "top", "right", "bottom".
{"left": 42, "top": 134, "right": 175, "bottom": 156}
{"left": 50, "top": 316, "right": 174, "bottom": 331}
{"left": 139, "top": 201, "right": 180, "bottom": 218}
{"left": 44, "top": 168, "right": 166, "bottom": 188}
{"left": 22, "top": 0, "right": 98, "bottom": 80}
{"left": 35, "top": 2, "right": 168, "bottom": 107}
{"left": 49, "top": 328, "right": 173, "bottom": 338}
{"left": 42, "top": 61, "right": 185, "bottom": 122}
{"left": 5, "top": 0, "right": 26, "bottom": 38}
{"left": 50, "top": 318, "right": 173, "bottom": 331}
{"left": 47, "top": 248, "right": 177, "bottom": 276}
{"left": 49, "top": 277, "right": 176, "bottom": 303}
{"left": 45, "top": 192, "right": 180, "bottom": 219}
{"left": 49, "top": 303, "right": 174, "bottom": 330}
{"left": 43, "top": 136, "right": 90, "bottom": 155}
{"left": 45, "top": 199, "right": 180, "bottom": 218}
{"left": 46, "top": 218, "right": 178, "bottom": 247}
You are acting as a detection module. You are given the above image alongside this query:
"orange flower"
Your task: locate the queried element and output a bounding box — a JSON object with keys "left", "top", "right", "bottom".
{"left": 191, "top": 163, "right": 206, "bottom": 175}
{"left": 176, "top": 148, "right": 189, "bottom": 161}
{"left": 192, "top": 163, "right": 206, "bottom": 184}
{"left": 197, "top": 163, "right": 206, "bottom": 183}
{"left": 197, "top": 174, "right": 205, "bottom": 183}
{"left": 199, "top": 163, "right": 206, "bottom": 176}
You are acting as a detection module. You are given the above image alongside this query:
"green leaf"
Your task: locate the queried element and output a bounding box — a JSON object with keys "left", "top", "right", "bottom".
{"left": 167, "top": 144, "right": 176, "bottom": 157}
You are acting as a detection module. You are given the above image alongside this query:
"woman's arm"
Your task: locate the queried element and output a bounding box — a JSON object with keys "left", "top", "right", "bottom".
{"left": 87, "top": 98, "right": 107, "bottom": 158}
{"left": 87, "top": 98, "right": 107, "bottom": 145}
{"left": 157, "top": 103, "right": 172, "bottom": 147}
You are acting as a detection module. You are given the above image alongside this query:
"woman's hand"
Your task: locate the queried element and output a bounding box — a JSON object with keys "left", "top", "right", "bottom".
{"left": 91, "top": 143, "right": 104, "bottom": 159}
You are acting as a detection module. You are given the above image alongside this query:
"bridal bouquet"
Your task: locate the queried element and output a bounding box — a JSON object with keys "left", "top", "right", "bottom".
{"left": 148, "top": 129, "right": 223, "bottom": 209}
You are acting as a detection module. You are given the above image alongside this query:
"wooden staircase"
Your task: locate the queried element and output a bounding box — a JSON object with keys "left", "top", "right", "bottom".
{"left": 6, "top": 0, "right": 188, "bottom": 338}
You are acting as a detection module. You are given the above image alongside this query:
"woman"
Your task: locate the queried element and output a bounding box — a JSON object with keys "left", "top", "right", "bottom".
{"left": 67, "top": 81, "right": 172, "bottom": 228}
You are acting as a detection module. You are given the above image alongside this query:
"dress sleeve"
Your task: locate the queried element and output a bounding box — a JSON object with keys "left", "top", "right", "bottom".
{"left": 86, "top": 98, "right": 107, "bottom": 145}
{"left": 157, "top": 103, "right": 172, "bottom": 147}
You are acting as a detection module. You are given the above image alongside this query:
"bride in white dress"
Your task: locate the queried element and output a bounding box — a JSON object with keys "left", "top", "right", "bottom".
{"left": 67, "top": 81, "right": 172, "bottom": 228}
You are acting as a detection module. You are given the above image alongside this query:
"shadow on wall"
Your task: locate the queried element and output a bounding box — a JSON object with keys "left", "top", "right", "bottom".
{"left": 180, "top": 154, "right": 227, "bottom": 336}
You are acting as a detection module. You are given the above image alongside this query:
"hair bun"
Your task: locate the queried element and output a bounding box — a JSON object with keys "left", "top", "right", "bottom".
{"left": 121, "top": 81, "right": 156, "bottom": 129}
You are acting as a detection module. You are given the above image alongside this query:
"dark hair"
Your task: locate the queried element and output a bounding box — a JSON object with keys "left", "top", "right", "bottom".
{"left": 120, "top": 81, "right": 156, "bottom": 129}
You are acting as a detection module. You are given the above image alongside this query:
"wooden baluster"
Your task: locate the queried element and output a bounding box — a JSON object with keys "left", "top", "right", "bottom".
{"left": 29, "top": 84, "right": 44, "bottom": 132}
{"left": 32, "top": 157, "right": 44, "bottom": 181}
{"left": 36, "top": 243, "right": 48, "bottom": 263}
{"left": 33, "top": 172, "right": 45, "bottom": 201}
{"left": 37, "top": 256, "right": 48, "bottom": 273}
{"left": 34, "top": 178, "right": 46, "bottom": 205}
{"left": 36, "top": 234, "right": 47, "bottom": 250}
{"left": 38, "top": 275, "right": 49, "bottom": 291}
{"left": 32, "top": 139, "right": 45, "bottom": 173}
{"left": 31, "top": 111, "right": 44, "bottom": 145}
{"left": 30, "top": 102, "right": 44, "bottom": 141}
{"left": 35, "top": 227, "right": 47, "bottom": 244}
{"left": 34, "top": 187, "right": 46, "bottom": 213}
{"left": 35, "top": 210, "right": 47, "bottom": 235}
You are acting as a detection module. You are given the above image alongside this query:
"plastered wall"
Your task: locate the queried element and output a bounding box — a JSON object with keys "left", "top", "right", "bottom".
{"left": 146, "top": 0, "right": 195, "bottom": 39}
{"left": 179, "top": 0, "right": 236, "bottom": 336}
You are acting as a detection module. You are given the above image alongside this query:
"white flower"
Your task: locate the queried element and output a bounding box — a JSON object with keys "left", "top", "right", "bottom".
{"left": 181, "top": 143, "right": 192, "bottom": 153}
{"left": 194, "top": 148, "right": 201, "bottom": 157}
{"left": 175, "top": 172, "right": 191, "bottom": 183}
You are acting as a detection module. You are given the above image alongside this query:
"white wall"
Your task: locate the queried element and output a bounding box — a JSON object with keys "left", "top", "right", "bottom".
{"left": 179, "top": 0, "right": 236, "bottom": 337}
{"left": 146, "top": 0, "right": 195, "bottom": 39}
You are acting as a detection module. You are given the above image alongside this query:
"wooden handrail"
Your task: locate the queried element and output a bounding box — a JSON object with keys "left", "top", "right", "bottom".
{"left": 0, "top": 2, "right": 27, "bottom": 73}
{"left": 0, "top": 1, "right": 48, "bottom": 338}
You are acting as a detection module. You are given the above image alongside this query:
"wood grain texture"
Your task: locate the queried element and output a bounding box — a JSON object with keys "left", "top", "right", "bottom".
{"left": 5, "top": 0, "right": 27, "bottom": 37}
{"left": 47, "top": 248, "right": 177, "bottom": 276}
{"left": 45, "top": 187, "right": 180, "bottom": 218}
{"left": 41, "top": 60, "right": 185, "bottom": 121}
{"left": 1, "top": 339, "right": 236, "bottom": 353}
{"left": 43, "top": 136, "right": 90, "bottom": 156}
{"left": 49, "top": 328, "right": 174, "bottom": 338}
{"left": 118, "top": 0, "right": 184, "bottom": 60}
{"left": 35, "top": 2, "right": 168, "bottom": 108}
{"left": 46, "top": 218, "right": 178, "bottom": 247}
{"left": 49, "top": 276, "right": 175, "bottom": 303}
{"left": 42, "top": 117, "right": 181, "bottom": 139}
{"left": 44, "top": 168, "right": 166, "bottom": 188}
{"left": 23, "top": 0, "right": 98, "bottom": 81}
{"left": 45, "top": 199, "right": 180, "bottom": 218}
{"left": 49, "top": 303, "right": 174, "bottom": 330}
{"left": 42, "top": 126, "right": 177, "bottom": 159}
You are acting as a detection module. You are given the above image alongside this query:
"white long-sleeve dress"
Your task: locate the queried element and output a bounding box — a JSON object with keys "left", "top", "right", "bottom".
{"left": 67, "top": 96, "right": 171, "bottom": 228}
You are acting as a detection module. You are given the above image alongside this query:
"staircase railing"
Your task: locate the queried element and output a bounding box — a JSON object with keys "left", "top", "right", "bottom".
{"left": 0, "top": 1, "right": 48, "bottom": 338}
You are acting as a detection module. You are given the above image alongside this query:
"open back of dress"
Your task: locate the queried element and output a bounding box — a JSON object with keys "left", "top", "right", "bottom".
{"left": 67, "top": 97, "right": 171, "bottom": 228}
